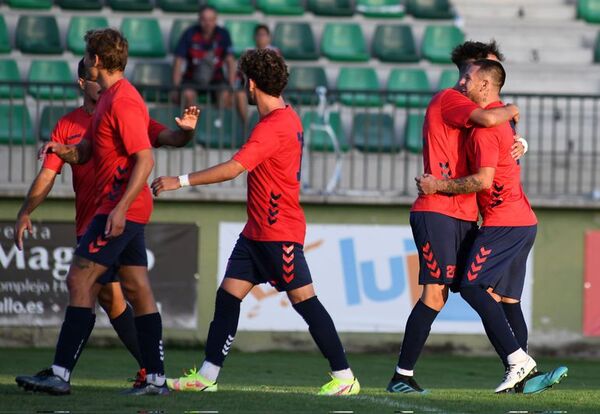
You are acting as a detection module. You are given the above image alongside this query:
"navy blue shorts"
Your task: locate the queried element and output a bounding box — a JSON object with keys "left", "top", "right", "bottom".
{"left": 461, "top": 225, "right": 537, "bottom": 300}
{"left": 75, "top": 215, "right": 148, "bottom": 277}
{"left": 224, "top": 235, "right": 313, "bottom": 292}
{"left": 410, "top": 212, "right": 478, "bottom": 290}
{"left": 76, "top": 235, "right": 119, "bottom": 285}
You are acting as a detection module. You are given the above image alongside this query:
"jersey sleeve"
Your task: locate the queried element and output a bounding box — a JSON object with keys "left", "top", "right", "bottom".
{"left": 42, "top": 121, "right": 67, "bottom": 174}
{"left": 112, "top": 98, "right": 152, "bottom": 155}
{"left": 441, "top": 89, "right": 479, "bottom": 129}
{"left": 148, "top": 118, "right": 168, "bottom": 148}
{"left": 472, "top": 128, "right": 500, "bottom": 169}
{"left": 233, "top": 123, "right": 281, "bottom": 172}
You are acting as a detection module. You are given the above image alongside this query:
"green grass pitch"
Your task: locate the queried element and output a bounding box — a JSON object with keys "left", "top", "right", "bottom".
{"left": 1, "top": 348, "right": 599, "bottom": 413}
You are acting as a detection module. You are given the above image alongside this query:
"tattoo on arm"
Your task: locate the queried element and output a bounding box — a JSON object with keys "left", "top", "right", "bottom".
{"left": 437, "top": 175, "right": 484, "bottom": 194}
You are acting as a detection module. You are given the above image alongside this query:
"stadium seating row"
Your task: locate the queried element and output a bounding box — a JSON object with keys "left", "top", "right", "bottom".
{"left": 0, "top": 103, "right": 425, "bottom": 154}
{"left": 0, "top": 58, "right": 459, "bottom": 104}
{"left": 2, "top": 0, "right": 455, "bottom": 19}
{"left": 0, "top": 15, "right": 464, "bottom": 63}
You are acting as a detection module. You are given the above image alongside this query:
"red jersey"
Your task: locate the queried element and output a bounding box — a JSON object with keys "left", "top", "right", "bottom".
{"left": 411, "top": 88, "right": 480, "bottom": 222}
{"left": 233, "top": 105, "right": 306, "bottom": 244}
{"left": 91, "top": 79, "right": 153, "bottom": 224}
{"left": 467, "top": 101, "right": 537, "bottom": 227}
{"left": 43, "top": 105, "right": 167, "bottom": 234}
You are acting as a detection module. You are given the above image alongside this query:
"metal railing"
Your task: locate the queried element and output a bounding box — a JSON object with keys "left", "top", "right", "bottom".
{"left": 1, "top": 81, "right": 600, "bottom": 206}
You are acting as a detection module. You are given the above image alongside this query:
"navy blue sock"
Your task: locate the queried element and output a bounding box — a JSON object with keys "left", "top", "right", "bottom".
{"left": 205, "top": 288, "right": 241, "bottom": 367}
{"left": 482, "top": 318, "right": 508, "bottom": 367}
{"left": 134, "top": 312, "right": 164, "bottom": 375}
{"left": 397, "top": 300, "right": 439, "bottom": 371}
{"left": 53, "top": 306, "right": 94, "bottom": 372}
{"left": 111, "top": 304, "right": 144, "bottom": 368}
{"left": 502, "top": 302, "right": 528, "bottom": 352}
{"left": 460, "top": 287, "right": 520, "bottom": 360}
{"left": 293, "top": 296, "right": 349, "bottom": 371}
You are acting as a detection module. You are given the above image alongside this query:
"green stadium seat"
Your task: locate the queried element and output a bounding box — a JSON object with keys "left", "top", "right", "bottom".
{"left": 438, "top": 68, "right": 458, "bottom": 90}
{"left": 337, "top": 68, "right": 382, "bottom": 107}
{"left": 257, "top": 0, "right": 305, "bottom": 15}
{"left": 108, "top": 0, "right": 154, "bottom": 11}
{"left": 407, "top": 0, "right": 454, "bottom": 19}
{"left": 16, "top": 16, "right": 63, "bottom": 55}
{"left": 6, "top": 0, "right": 52, "bottom": 9}
{"left": 196, "top": 108, "right": 244, "bottom": 149}
{"left": 594, "top": 32, "right": 600, "bottom": 62}
{"left": 352, "top": 113, "right": 397, "bottom": 152}
{"left": 225, "top": 20, "right": 259, "bottom": 58}
{"left": 273, "top": 22, "right": 319, "bottom": 60}
{"left": 372, "top": 24, "right": 419, "bottom": 63}
{"left": 28, "top": 60, "right": 78, "bottom": 100}
{"left": 302, "top": 111, "right": 348, "bottom": 152}
{"left": 170, "top": 19, "right": 195, "bottom": 53}
{"left": 67, "top": 16, "right": 109, "bottom": 55}
{"left": 208, "top": 0, "right": 255, "bottom": 14}
{"left": 0, "top": 60, "right": 25, "bottom": 99}
{"left": 356, "top": 0, "right": 405, "bottom": 18}
{"left": 307, "top": 0, "right": 354, "bottom": 16}
{"left": 578, "top": 0, "right": 600, "bottom": 23}
{"left": 157, "top": 0, "right": 199, "bottom": 13}
{"left": 321, "top": 23, "right": 369, "bottom": 62}
{"left": 286, "top": 66, "right": 328, "bottom": 105}
{"left": 0, "top": 105, "right": 34, "bottom": 145}
{"left": 39, "top": 106, "right": 77, "bottom": 142}
{"left": 0, "top": 16, "right": 11, "bottom": 54}
{"left": 132, "top": 62, "right": 172, "bottom": 103}
{"left": 421, "top": 25, "right": 464, "bottom": 64}
{"left": 57, "top": 0, "right": 103, "bottom": 10}
{"left": 387, "top": 69, "right": 431, "bottom": 108}
{"left": 121, "top": 18, "right": 166, "bottom": 58}
{"left": 404, "top": 112, "right": 425, "bottom": 153}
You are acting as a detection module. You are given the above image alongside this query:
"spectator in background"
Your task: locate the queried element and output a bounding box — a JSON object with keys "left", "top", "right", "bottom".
{"left": 172, "top": 5, "right": 236, "bottom": 109}
{"left": 235, "top": 24, "right": 280, "bottom": 128}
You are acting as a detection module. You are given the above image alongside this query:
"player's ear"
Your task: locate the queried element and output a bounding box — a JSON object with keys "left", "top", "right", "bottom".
{"left": 77, "top": 78, "right": 85, "bottom": 90}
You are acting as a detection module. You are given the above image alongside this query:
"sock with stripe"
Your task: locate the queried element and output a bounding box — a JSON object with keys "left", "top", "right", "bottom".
{"left": 205, "top": 288, "right": 241, "bottom": 370}
{"left": 52, "top": 306, "right": 95, "bottom": 381}
{"left": 110, "top": 304, "right": 144, "bottom": 368}
{"left": 293, "top": 296, "right": 351, "bottom": 372}
{"left": 502, "top": 302, "right": 528, "bottom": 352}
{"left": 135, "top": 312, "right": 165, "bottom": 385}
{"left": 396, "top": 300, "right": 439, "bottom": 374}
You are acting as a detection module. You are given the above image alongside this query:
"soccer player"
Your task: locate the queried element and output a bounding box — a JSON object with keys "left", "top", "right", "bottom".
{"left": 417, "top": 59, "right": 568, "bottom": 393}
{"left": 14, "top": 59, "right": 199, "bottom": 391}
{"left": 15, "top": 28, "right": 166, "bottom": 396}
{"left": 386, "top": 41, "right": 525, "bottom": 394}
{"left": 151, "top": 48, "right": 360, "bottom": 396}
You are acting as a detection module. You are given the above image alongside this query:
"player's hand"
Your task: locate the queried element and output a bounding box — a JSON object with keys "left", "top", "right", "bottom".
{"left": 506, "top": 103, "right": 520, "bottom": 124}
{"left": 14, "top": 214, "right": 32, "bottom": 251}
{"left": 511, "top": 135, "right": 526, "bottom": 160}
{"left": 151, "top": 176, "right": 181, "bottom": 196}
{"left": 105, "top": 206, "right": 126, "bottom": 238}
{"left": 415, "top": 174, "right": 439, "bottom": 195}
{"left": 37, "top": 142, "right": 63, "bottom": 161}
{"left": 175, "top": 106, "right": 200, "bottom": 131}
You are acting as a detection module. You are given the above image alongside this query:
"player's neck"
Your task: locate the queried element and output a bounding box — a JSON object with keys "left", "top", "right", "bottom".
{"left": 97, "top": 70, "right": 125, "bottom": 92}
{"left": 82, "top": 98, "right": 95, "bottom": 114}
{"left": 479, "top": 93, "right": 501, "bottom": 108}
{"left": 257, "top": 96, "right": 286, "bottom": 118}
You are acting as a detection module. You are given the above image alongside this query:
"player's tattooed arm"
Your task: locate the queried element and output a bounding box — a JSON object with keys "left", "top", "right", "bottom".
{"left": 416, "top": 167, "right": 496, "bottom": 195}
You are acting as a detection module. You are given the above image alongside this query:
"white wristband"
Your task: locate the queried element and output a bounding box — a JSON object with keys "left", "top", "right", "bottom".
{"left": 178, "top": 174, "right": 190, "bottom": 188}
{"left": 516, "top": 137, "right": 528, "bottom": 153}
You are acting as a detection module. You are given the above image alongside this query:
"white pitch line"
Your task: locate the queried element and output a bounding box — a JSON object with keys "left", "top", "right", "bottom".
{"left": 352, "top": 394, "right": 469, "bottom": 414}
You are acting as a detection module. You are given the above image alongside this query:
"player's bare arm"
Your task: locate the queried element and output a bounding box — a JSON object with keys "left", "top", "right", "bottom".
{"left": 105, "top": 149, "right": 154, "bottom": 238}
{"left": 151, "top": 159, "right": 246, "bottom": 196}
{"left": 38, "top": 138, "right": 92, "bottom": 165}
{"left": 470, "top": 103, "right": 519, "bottom": 127}
{"left": 14, "top": 168, "right": 58, "bottom": 250}
{"left": 416, "top": 167, "right": 496, "bottom": 195}
{"left": 155, "top": 106, "right": 200, "bottom": 147}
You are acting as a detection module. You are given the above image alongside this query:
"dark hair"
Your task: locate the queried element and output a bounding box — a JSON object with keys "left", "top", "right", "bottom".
{"left": 254, "top": 24, "right": 270, "bottom": 36}
{"left": 239, "top": 48, "right": 288, "bottom": 97}
{"left": 77, "top": 58, "right": 86, "bottom": 79}
{"left": 451, "top": 40, "right": 504, "bottom": 71}
{"left": 84, "top": 28, "right": 128, "bottom": 73}
{"left": 472, "top": 59, "right": 506, "bottom": 89}
{"left": 199, "top": 5, "right": 217, "bottom": 15}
